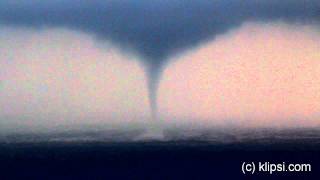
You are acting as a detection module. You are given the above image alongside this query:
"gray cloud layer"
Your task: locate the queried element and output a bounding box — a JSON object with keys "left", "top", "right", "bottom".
{"left": 1, "top": 0, "right": 319, "bottom": 118}
{"left": 1, "top": 0, "right": 319, "bottom": 60}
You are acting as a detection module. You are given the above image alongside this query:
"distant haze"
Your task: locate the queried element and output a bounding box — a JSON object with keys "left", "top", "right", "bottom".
{"left": 0, "top": 27, "right": 150, "bottom": 131}
{"left": 1, "top": 0, "right": 319, "bottom": 122}
{"left": 159, "top": 22, "right": 320, "bottom": 128}
{"left": 0, "top": 22, "right": 320, "bottom": 132}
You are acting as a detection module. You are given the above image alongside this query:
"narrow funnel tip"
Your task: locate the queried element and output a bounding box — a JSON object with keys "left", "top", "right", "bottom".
{"left": 146, "top": 62, "right": 163, "bottom": 122}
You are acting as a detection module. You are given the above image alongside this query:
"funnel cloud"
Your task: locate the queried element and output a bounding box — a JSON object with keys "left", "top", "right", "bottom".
{"left": 0, "top": 0, "right": 319, "bottom": 119}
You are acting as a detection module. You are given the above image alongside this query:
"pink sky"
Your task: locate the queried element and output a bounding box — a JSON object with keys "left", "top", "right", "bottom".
{"left": 159, "top": 22, "right": 320, "bottom": 128}
{"left": 0, "top": 27, "right": 150, "bottom": 129}
{"left": 0, "top": 22, "right": 320, "bottom": 130}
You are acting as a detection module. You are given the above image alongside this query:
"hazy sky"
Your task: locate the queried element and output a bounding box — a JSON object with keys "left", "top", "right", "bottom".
{"left": 0, "top": 1, "right": 320, "bottom": 132}
{"left": 159, "top": 22, "right": 320, "bottom": 128}
{"left": 1, "top": 0, "right": 319, "bottom": 123}
{"left": 1, "top": 22, "right": 320, "bottom": 131}
{"left": 0, "top": 27, "right": 150, "bottom": 130}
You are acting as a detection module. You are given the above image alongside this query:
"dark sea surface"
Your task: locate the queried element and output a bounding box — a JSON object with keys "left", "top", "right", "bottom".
{"left": 1, "top": 128, "right": 320, "bottom": 179}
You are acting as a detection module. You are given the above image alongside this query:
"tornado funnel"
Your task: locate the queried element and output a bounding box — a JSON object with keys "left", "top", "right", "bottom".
{"left": 1, "top": 0, "right": 319, "bottom": 122}
{"left": 145, "top": 60, "right": 165, "bottom": 120}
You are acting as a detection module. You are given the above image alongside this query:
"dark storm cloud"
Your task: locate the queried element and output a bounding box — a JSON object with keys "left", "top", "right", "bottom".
{"left": 1, "top": 0, "right": 319, "bottom": 60}
{"left": 1, "top": 0, "right": 319, "bottom": 118}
